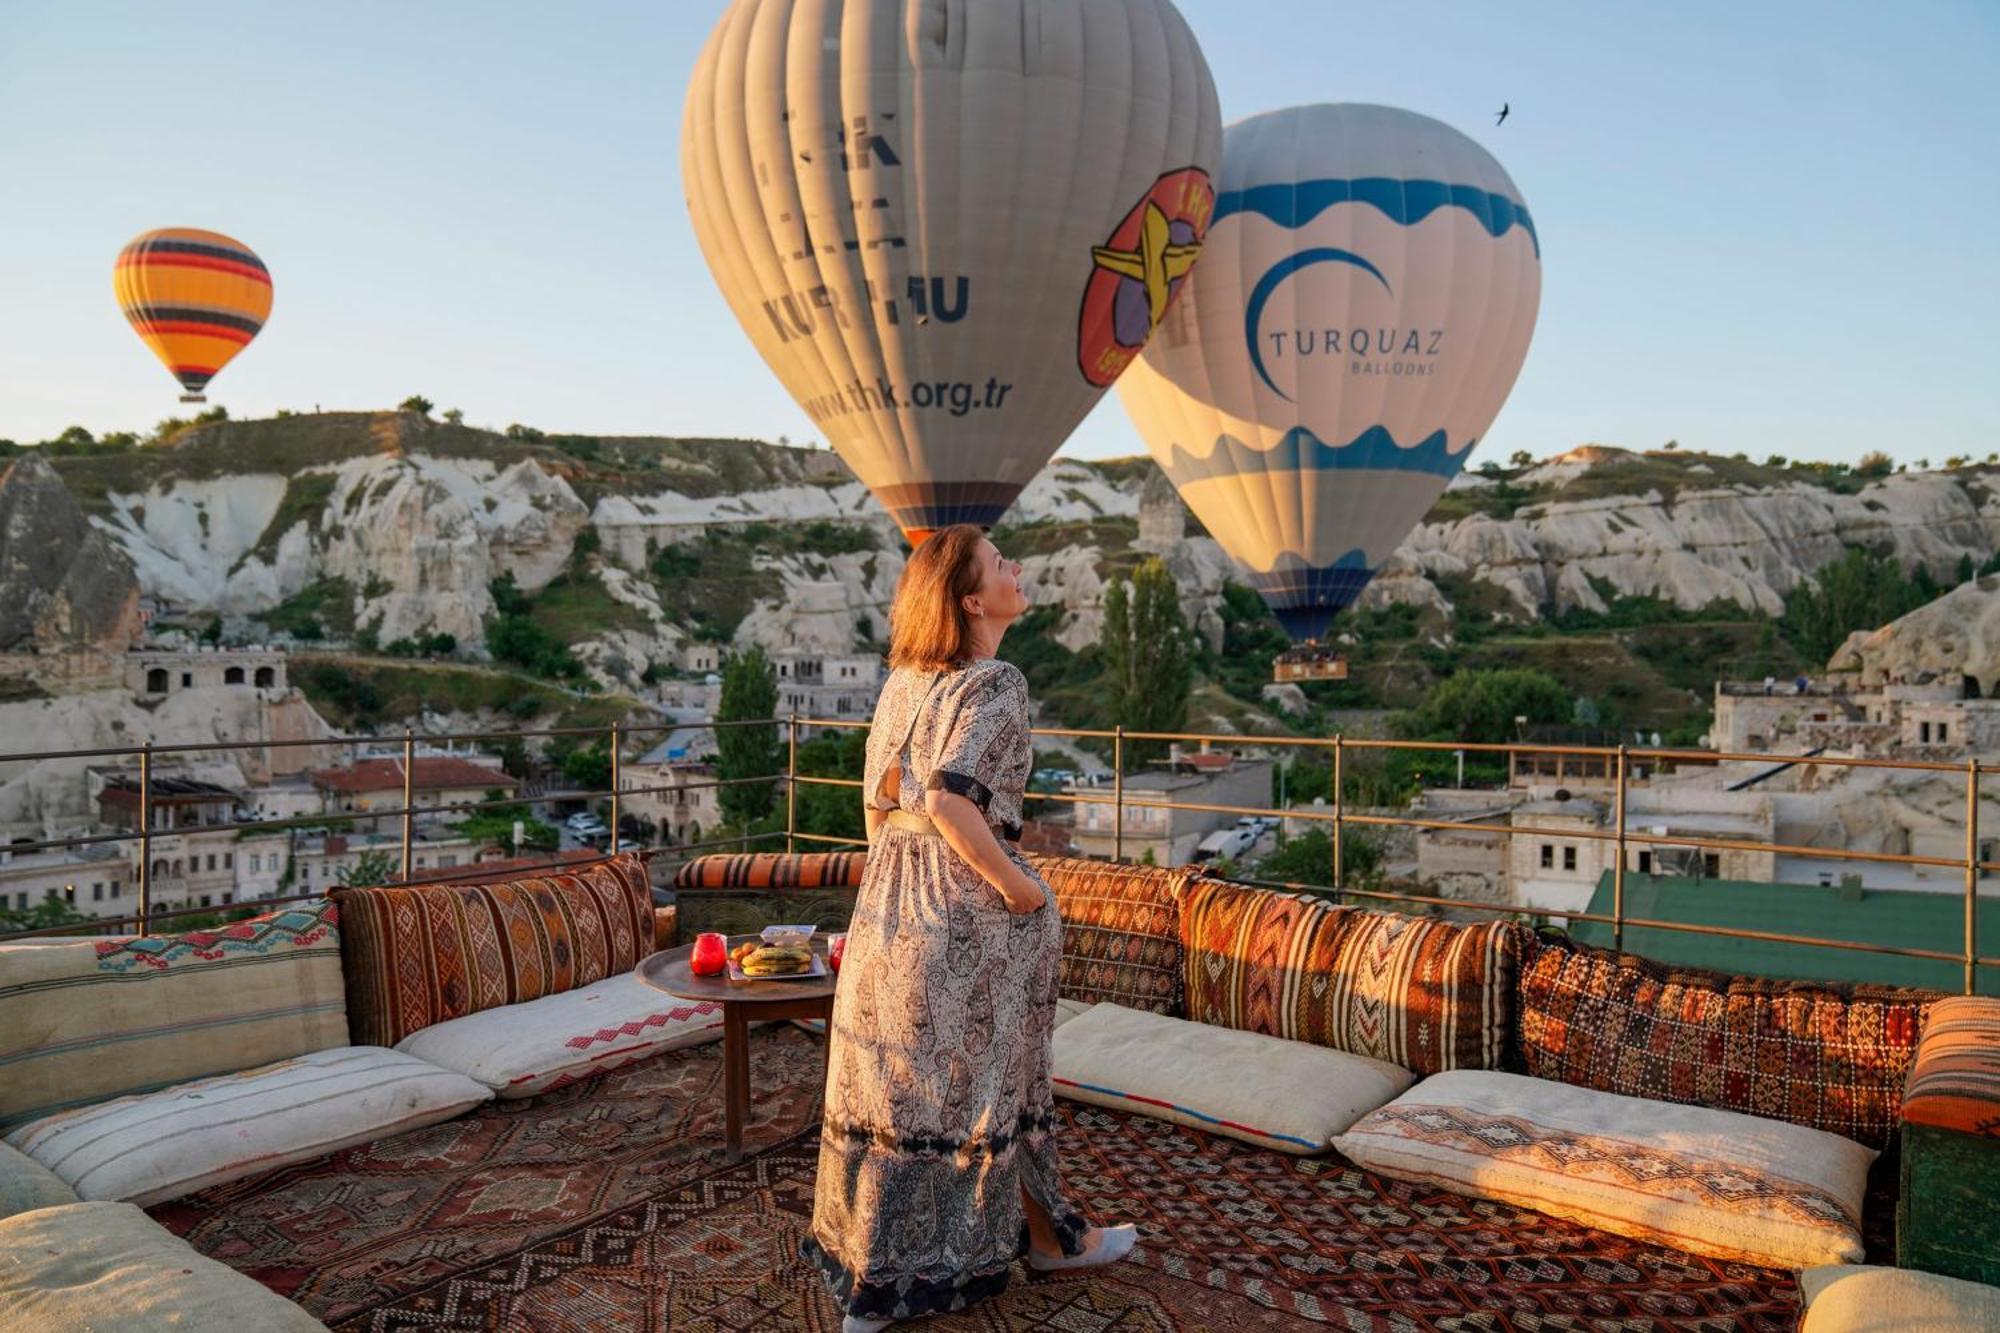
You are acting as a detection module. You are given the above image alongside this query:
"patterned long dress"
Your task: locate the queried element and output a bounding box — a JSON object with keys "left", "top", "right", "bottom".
{"left": 802, "top": 658, "right": 1090, "bottom": 1321}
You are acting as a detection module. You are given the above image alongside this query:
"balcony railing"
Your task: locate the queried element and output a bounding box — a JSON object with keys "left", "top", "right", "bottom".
{"left": 1, "top": 717, "right": 1992, "bottom": 995}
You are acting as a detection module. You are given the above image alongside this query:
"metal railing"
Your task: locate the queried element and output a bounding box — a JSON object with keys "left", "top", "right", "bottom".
{"left": 2, "top": 715, "right": 1993, "bottom": 994}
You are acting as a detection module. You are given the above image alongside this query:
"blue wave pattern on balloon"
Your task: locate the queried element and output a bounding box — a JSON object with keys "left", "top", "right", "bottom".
{"left": 1213, "top": 178, "right": 1539, "bottom": 257}
{"left": 1243, "top": 551, "right": 1377, "bottom": 640}
{"left": 1165, "top": 425, "right": 1473, "bottom": 486}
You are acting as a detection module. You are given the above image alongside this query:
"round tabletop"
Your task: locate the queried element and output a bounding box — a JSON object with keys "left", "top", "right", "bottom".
{"left": 637, "top": 934, "right": 838, "bottom": 1005}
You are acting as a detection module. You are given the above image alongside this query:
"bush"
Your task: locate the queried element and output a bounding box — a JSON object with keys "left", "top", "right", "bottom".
{"left": 399, "top": 395, "right": 434, "bottom": 416}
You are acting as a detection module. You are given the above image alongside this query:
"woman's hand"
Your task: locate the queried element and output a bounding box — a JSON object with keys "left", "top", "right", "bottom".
{"left": 997, "top": 869, "right": 1046, "bottom": 916}
{"left": 926, "top": 788, "right": 1045, "bottom": 915}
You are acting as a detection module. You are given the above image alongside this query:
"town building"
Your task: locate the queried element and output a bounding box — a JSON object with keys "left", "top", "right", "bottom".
{"left": 305, "top": 750, "right": 516, "bottom": 832}
{"left": 1070, "top": 749, "right": 1274, "bottom": 865}
{"left": 95, "top": 772, "right": 248, "bottom": 918}
{"left": 127, "top": 646, "right": 288, "bottom": 699}
{"left": 0, "top": 841, "right": 132, "bottom": 923}
{"left": 623, "top": 729, "right": 724, "bottom": 845}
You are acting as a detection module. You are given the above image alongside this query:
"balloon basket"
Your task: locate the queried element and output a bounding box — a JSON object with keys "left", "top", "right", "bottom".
{"left": 1273, "top": 645, "right": 1348, "bottom": 683}
{"left": 178, "top": 393, "right": 207, "bottom": 404}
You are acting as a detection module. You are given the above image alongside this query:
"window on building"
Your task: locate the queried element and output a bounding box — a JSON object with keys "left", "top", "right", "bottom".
{"left": 110, "top": 882, "right": 120, "bottom": 899}
{"left": 1703, "top": 852, "right": 1721, "bottom": 878}
{"left": 255, "top": 666, "right": 274, "bottom": 688}
{"left": 146, "top": 667, "right": 169, "bottom": 693}
{"left": 199, "top": 894, "right": 212, "bottom": 907}
{"left": 92, "top": 882, "right": 104, "bottom": 901}
{"left": 1921, "top": 721, "right": 1932, "bottom": 743}
{"left": 223, "top": 852, "right": 232, "bottom": 869}
{"left": 1638, "top": 849, "right": 1653, "bottom": 874}
{"left": 1540, "top": 844, "right": 1554, "bottom": 868}
{"left": 440, "top": 854, "right": 457, "bottom": 868}
{"left": 206, "top": 854, "right": 216, "bottom": 871}
{"left": 181, "top": 672, "right": 192, "bottom": 688}
{"left": 12, "top": 892, "right": 24, "bottom": 910}
{"left": 249, "top": 854, "right": 261, "bottom": 873}
{"left": 1562, "top": 846, "right": 1577, "bottom": 871}
{"left": 225, "top": 666, "right": 245, "bottom": 685}
{"left": 1939, "top": 723, "right": 1949, "bottom": 744}
{"left": 223, "top": 893, "right": 233, "bottom": 905}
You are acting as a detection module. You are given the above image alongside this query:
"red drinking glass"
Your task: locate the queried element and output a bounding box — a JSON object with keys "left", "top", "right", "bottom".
{"left": 690, "top": 932, "right": 727, "bottom": 977}
{"left": 828, "top": 933, "right": 847, "bottom": 974}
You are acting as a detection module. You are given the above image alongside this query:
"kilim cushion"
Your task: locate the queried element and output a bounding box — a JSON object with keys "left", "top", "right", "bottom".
{"left": 1334, "top": 1069, "right": 1875, "bottom": 1270}
{"left": 1900, "top": 995, "right": 2000, "bottom": 1137}
{"left": 1026, "top": 855, "right": 1194, "bottom": 1015}
{"left": 0, "top": 900, "right": 346, "bottom": 1131}
{"left": 1180, "top": 876, "right": 1520, "bottom": 1076}
{"left": 0, "top": 1201, "right": 331, "bottom": 1332}
{"left": 5, "top": 1047, "right": 490, "bottom": 1207}
{"left": 1518, "top": 932, "right": 1939, "bottom": 1148}
{"left": 1054, "top": 1002, "right": 1414, "bottom": 1154}
{"left": 672, "top": 851, "right": 866, "bottom": 889}
{"left": 0, "top": 1142, "right": 76, "bottom": 1221}
{"left": 333, "top": 852, "right": 655, "bottom": 1048}
{"left": 395, "top": 972, "right": 725, "bottom": 1098}
{"left": 1797, "top": 1264, "right": 2000, "bottom": 1332}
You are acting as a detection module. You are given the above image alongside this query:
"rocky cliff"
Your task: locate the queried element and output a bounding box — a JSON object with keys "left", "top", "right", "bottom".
{"left": 0, "top": 452, "right": 142, "bottom": 656}
{"left": 9, "top": 422, "right": 1998, "bottom": 700}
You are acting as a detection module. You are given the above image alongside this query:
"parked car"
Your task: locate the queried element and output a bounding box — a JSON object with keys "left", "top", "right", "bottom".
{"left": 564, "top": 812, "right": 609, "bottom": 838}
{"left": 1194, "top": 825, "right": 1258, "bottom": 863}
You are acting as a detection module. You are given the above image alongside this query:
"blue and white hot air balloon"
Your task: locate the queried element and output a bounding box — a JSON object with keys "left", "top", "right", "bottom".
{"left": 1117, "top": 103, "right": 1542, "bottom": 639}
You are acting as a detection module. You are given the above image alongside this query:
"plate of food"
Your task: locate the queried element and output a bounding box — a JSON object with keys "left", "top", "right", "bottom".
{"left": 726, "top": 938, "right": 827, "bottom": 982}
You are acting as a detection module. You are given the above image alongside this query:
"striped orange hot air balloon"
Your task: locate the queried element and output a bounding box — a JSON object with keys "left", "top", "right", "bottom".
{"left": 113, "top": 228, "right": 272, "bottom": 402}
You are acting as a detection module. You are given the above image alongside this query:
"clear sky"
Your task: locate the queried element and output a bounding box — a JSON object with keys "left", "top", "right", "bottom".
{"left": 2, "top": 1, "right": 1995, "bottom": 464}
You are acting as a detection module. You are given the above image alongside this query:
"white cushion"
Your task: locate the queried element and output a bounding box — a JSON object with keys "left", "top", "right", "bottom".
{"left": 1333, "top": 1070, "right": 1875, "bottom": 1270}
{"left": 5, "top": 1048, "right": 491, "bottom": 1207}
{"left": 395, "top": 972, "right": 725, "bottom": 1098}
{"left": 1052, "top": 1001, "right": 1415, "bottom": 1154}
{"left": 0, "top": 1141, "right": 76, "bottom": 1221}
{"left": 1799, "top": 1265, "right": 2000, "bottom": 1332}
{"left": 0, "top": 1201, "right": 329, "bottom": 1331}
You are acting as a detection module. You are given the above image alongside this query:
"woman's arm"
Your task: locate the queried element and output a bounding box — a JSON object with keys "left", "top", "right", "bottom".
{"left": 925, "top": 788, "right": 1044, "bottom": 914}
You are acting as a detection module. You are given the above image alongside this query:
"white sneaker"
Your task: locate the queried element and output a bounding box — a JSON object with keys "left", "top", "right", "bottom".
{"left": 842, "top": 1316, "right": 892, "bottom": 1333}
{"left": 1025, "top": 1223, "right": 1138, "bottom": 1272}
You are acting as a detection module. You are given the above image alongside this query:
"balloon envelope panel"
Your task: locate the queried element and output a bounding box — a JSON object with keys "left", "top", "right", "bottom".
{"left": 1118, "top": 103, "right": 1541, "bottom": 638}
{"left": 114, "top": 228, "right": 273, "bottom": 398}
{"left": 683, "top": 0, "right": 1222, "bottom": 540}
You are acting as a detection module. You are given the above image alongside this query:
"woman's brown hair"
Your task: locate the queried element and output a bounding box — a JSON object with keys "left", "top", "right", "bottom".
{"left": 886, "top": 524, "right": 987, "bottom": 672}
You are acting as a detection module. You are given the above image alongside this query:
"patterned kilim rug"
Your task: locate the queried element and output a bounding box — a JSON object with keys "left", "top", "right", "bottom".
{"left": 153, "top": 1026, "right": 1862, "bottom": 1330}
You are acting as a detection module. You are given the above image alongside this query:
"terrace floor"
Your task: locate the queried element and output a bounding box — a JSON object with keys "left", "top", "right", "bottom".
{"left": 147, "top": 1026, "right": 1896, "bottom": 1331}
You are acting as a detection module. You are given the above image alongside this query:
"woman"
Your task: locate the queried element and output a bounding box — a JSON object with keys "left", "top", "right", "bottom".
{"left": 801, "top": 525, "right": 1136, "bottom": 1331}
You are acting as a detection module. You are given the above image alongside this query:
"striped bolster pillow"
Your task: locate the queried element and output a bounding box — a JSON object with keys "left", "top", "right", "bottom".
{"left": 674, "top": 852, "right": 866, "bottom": 890}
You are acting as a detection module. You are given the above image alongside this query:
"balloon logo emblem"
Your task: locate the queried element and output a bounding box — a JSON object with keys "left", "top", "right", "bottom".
{"left": 1077, "top": 167, "right": 1215, "bottom": 387}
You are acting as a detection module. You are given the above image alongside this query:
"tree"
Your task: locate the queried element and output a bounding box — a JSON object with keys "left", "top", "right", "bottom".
{"left": 562, "top": 742, "right": 611, "bottom": 795}
{"left": 498, "top": 734, "right": 530, "bottom": 779}
{"left": 442, "top": 408, "right": 464, "bottom": 426}
{"left": 338, "top": 848, "right": 400, "bottom": 888}
{"left": 399, "top": 395, "right": 434, "bottom": 416}
{"left": 1392, "top": 667, "right": 1571, "bottom": 745}
{"left": 200, "top": 616, "right": 223, "bottom": 645}
{"left": 0, "top": 896, "right": 93, "bottom": 936}
{"left": 1508, "top": 449, "right": 1533, "bottom": 468}
{"left": 1098, "top": 558, "right": 1193, "bottom": 768}
{"left": 794, "top": 730, "right": 867, "bottom": 845}
{"left": 1254, "top": 826, "right": 1381, "bottom": 892}
{"left": 1780, "top": 547, "right": 1935, "bottom": 664}
{"left": 716, "top": 646, "right": 780, "bottom": 830}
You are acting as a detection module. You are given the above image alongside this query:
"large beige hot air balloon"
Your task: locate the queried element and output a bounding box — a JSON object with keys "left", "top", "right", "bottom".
{"left": 683, "top": 0, "right": 1222, "bottom": 542}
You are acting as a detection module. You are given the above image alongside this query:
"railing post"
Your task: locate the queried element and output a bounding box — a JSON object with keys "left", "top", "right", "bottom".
{"left": 137, "top": 742, "right": 153, "bottom": 937}
{"left": 1112, "top": 726, "right": 1126, "bottom": 863}
{"left": 608, "top": 721, "right": 622, "bottom": 856}
{"left": 1613, "top": 743, "right": 1628, "bottom": 954}
{"left": 785, "top": 714, "right": 799, "bottom": 854}
{"left": 1966, "top": 758, "right": 1980, "bottom": 996}
{"left": 1331, "top": 733, "right": 1344, "bottom": 903}
{"left": 400, "top": 727, "right": 415, "bottom": 884}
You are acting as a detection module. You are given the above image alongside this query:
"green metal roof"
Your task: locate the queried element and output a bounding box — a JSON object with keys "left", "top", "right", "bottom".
{"left": 1568, "top": 871, "right": 2000, "bottom": 995}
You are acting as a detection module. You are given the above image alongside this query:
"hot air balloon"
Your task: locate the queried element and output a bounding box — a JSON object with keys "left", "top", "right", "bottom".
{"left": 114, "top": 228, "right": 272, "bottom": 402}
{"left": 682, "top": 0, "right": 1221, "bottom": 543}
{"left": 1117, "top": 104, "right": 1542, "bottom": 661}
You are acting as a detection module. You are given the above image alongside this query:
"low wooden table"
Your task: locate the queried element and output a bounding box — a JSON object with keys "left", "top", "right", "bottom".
{"left": 637, "top": 935, "right": 837, "bottom": 1163}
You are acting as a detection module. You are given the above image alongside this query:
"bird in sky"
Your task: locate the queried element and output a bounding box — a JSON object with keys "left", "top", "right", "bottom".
{"left": 1495, "top": 103, "right": 1509, "bottom": 125}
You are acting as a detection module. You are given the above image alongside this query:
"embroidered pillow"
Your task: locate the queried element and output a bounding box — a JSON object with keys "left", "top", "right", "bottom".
{"left": 1900, "top": 995, "right": 2000, "bottom": 1138}
{"left": 1054, "top": 1002, "right": 1414, "bottom": 1154}
{"left": 1181, "top": 876, "right": 1520, "bottom": 1076}
{"left": 1334, "top": 1069, "right": 1874, "bottom": 1270}
{"left": 1028, "top": 855, "right": 1194, "bottom": 1015}
{"left": 673, "top": 851, "right": 866, "bottom": 890}
{"left": 1518, "top": 932, "right": 1938, "bottom": 1148}
{"left": 0, "top": 901, "right": 345, "bottom": 1131}
{"left": 333, "top": 852, "right": 654, "bottom": 1048}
